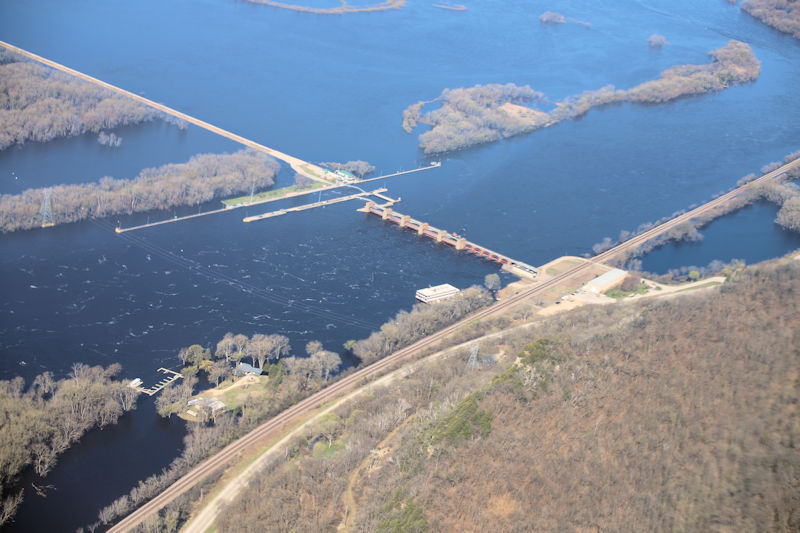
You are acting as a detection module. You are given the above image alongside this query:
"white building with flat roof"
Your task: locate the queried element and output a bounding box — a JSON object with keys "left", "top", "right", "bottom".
{"left": 416, "top": 283, "right": 460, "bottom": 303}
{"left": 586, "top": 268, "right": 627, "bottom": 294}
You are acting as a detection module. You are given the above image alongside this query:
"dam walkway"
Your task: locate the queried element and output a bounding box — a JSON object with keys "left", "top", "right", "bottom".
{"left": 358, "top": 201, "right": 539, "bottom": 276}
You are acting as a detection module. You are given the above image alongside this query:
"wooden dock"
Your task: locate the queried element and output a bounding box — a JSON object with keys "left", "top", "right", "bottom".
{"left": 244, "top": 188, "right": 397, "bottom": 222}
{"left": 133, "top": 368, "right": 184, "bottom": 396}
{"left": 359, "top": 203, "right": 538, "bottom": 276}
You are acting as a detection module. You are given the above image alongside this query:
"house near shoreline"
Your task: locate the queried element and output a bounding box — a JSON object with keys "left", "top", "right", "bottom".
{"left": 186, "top": 397, "right": 226, "bottom": 417}
{"left": 234, "top": 362, "right": 263, "bottom": 377}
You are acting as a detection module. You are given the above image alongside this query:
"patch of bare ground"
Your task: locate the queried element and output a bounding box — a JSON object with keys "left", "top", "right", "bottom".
{"left": 499, "top": 102, "right": 551, "bottom": 126}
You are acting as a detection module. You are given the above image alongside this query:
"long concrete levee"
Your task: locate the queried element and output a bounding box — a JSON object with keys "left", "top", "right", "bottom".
{"left": 0, "top": 40, "right": 330, "bottom": 184}
{"left": 243, "top": 188, "right": 393, "bottom": 222}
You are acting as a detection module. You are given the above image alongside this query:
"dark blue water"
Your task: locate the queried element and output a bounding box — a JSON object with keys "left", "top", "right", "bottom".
{"left": 8, "top": 401, "right": 187, "bottom": 533}
{"left": 1, "top": 0, "right": 799, "bottom": 530}
{"left": 0, "top": 122, "right": 238, "bottom": 194}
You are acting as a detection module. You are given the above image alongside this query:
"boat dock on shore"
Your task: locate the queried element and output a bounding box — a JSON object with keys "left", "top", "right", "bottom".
{"left": 130, "top": 368, "right": 184, "bottom": 396}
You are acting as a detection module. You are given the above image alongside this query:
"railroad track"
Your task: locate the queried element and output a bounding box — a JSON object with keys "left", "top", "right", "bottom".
{"left": 108, "top": 251, "right": 588, "bottom": 531}
{"left": 108, "top": 156, "right": 799, "bottom": 532}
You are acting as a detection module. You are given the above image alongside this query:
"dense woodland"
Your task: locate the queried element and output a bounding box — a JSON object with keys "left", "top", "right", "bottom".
{"left": 0, "top": 149, "right": 279, "bottom": 233}
{"left": 0, "top": 49, "right": 159, "bottom": 150}
{"left": 742, "top": 0, "right": 800, "bottom": 39}
{"left": 216, "top": 258, "right": 800, "bottom": 532}
{"left": 0, "top": 364, "right": 138, "bottom": 526}
{"left": 404, "top": 40, "right": 759, "bottom": 154}
{"left": 93, "top": 288, "right": 492, "bottom": 530}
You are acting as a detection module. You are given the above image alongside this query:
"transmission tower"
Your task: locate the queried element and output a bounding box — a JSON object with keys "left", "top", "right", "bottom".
{"left": 39, "top": 188, "right": 54, "bottom": 227}
{"left": 467, "top": 345, "right": 480, "bottom": 370}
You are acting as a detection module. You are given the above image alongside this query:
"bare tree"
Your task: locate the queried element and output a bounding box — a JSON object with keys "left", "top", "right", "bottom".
{"left": 284, "top": 357, "right": 313, "bottom": 389}
{"left": 248, "top": 334, "right": 270, "bottom": 368}
{"left": 231, "top": 334, "right": 249, "bottom": 363}
{"left": 216, "top": 332, "right": 236, "bottom": 362}
{"left": 209, "top": 360, "right": 231, "bottom": 386}
{"left": 314, "top": 350, "right": 342, "bottom": 381}
{"left": 30, "top": 371, "right": 55, "bottom": 400}
{"left": 178, "top": 347, "right": 191, "bottom": 367}
{"left": 0, "top": 491, "right": 23, "bottom": 527}
{"left": 306, "top": 340, "right": 323, "bottom": 356}
{"left": 268, "top": 334, "right": 291, "bottom": 363}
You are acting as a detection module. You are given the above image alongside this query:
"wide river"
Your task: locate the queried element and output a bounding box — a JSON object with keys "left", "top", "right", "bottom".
{"left": 1, "top": 0, "right": 799, "bottom": 530}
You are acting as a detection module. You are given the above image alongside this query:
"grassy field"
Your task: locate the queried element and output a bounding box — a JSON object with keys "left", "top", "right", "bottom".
{"left": 544, "top": 258, "right": 584, "bottom": 276}
{"left": 222, "top": 182, "right": 327, "bottom": 206}
{"left": 604, "top": 281, "right": 649, "bottom": 299}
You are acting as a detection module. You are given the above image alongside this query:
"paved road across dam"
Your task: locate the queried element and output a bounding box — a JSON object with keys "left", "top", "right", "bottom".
{"left": 108, "top": 155, "right": 799, "bottom": 531}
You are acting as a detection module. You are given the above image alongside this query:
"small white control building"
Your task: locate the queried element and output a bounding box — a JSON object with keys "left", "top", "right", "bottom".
{"left": 416, "top": 284, "right": 460, "bottom": 303}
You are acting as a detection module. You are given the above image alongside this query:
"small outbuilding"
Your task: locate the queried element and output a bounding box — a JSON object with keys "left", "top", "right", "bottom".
{"left": 585, "top": 268, "right": 627, "bottom": 294}
{"left": 187, "top": 397, "right": 226, "bottom": 414}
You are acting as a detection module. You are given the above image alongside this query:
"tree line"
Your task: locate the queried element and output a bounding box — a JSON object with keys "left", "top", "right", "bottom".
{"left": 0, "top": 49, "right": 160, "bottom": 151}
{"left": 742, "top": 0, "right": 800, "bottom": 39}
{"left": 0, "top": 149, "right": 280, "bottom": 233}
{"left": 403, "top": 40, "right": 760, "bottom": 154}
{"left": 0, "top": 363, "right": 138, "bottom": 526}
{"left": 350, "top": 286, "right": 493, "bottom": 365}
